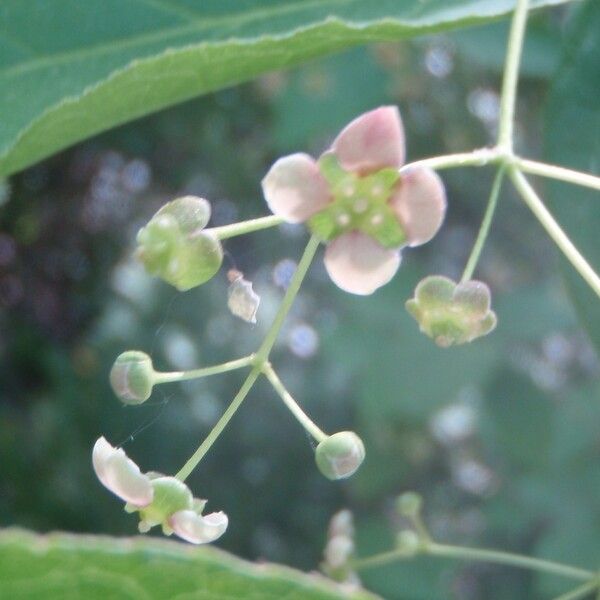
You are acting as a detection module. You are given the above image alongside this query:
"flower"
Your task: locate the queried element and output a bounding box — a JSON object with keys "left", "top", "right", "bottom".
{"left": 262, "top": 107, "right": 446, "bottom": 295}
{"left": 405, "top": 275, "right": 497, "bottom": 346}
{"left": 92, "top": 437, "right": 228, "bottom": 544}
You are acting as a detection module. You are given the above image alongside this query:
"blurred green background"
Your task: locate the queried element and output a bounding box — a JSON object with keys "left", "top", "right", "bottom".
{"left": 1, "top": 6, "right": 599, "bottom": 599}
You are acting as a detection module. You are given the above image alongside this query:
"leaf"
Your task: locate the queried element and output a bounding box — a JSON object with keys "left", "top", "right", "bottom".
{"left": 543, "top": 0, "right": 600, "bottom": 354}
{"left": 0, "top": 0, "right": 572, "bottom": 177}
{"left": 0, "top": 528, "right": 379, "bottom": 600}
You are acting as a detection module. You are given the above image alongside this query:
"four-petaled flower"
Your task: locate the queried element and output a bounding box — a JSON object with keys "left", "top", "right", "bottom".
{"left": 262, "top": 106, "right": 446, "bottom": 295}
{"left": 92, "top": 437, "right": 228, "bottom": 544}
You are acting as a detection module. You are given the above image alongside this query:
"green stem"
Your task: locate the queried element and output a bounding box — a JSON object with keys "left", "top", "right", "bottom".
{"left": 461, "top": 167, "right": 505, "bottom": 282}
{"left": 154, "top": 355, "right": 254, "bottom": 384}
{"left": 497, "top": 0, "right": 530, "bottom": 150}
{"left": 174, "top": 366, "right": 261, "bottom": 481}
{"left": 516, "top": 158, "right": 600, "bottom": 192}
{"left": 255, "top": 235, "right": 321, "bottom": 363}
{"left": 262, "top": 363, "right": 327, "bottom": 443}
{"left": 402, "top": 148, "right": 502, "bottom": 173}
{"left": 426, "top": 543, "right": 594, "bottom": 582}
{"left": 208, "top": 215, "right": 284, "bottom": 240}
{"left": 174, "top": 235, "right": 320, "bottom": 481}
{"left": 554, "top": 580, "right": 599, "bottom": 600}
{"left": 354, "top": 542, "right": 594, "bottom": 582}
{"left": 509, "top": 167, "right": 600, "bottom": 298}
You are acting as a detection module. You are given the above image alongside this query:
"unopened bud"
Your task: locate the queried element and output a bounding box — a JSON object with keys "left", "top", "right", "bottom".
{"left": 315, "top": 431, "right": 365, "bottom": 480}
{"left": 396, "top": 492, "right": 423, "bottom": 518}
{"left": 109, "top": 350, "right": 156, "bottom": 405}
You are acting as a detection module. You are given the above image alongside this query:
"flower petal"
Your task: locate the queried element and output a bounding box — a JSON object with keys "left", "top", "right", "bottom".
{"left": 331, "top": 106, "right": 405, "bottom": 174}
{"left": 261, "top": 153, "right": 331, "bottom": 223}
{"left": 390, "top": 166, "right": 446, "bottom": 246}
{"left": 170, "top": 510, "right": 228, "bottom": 544}
{"left": 324, "top": 232, "right": 401, "bottom": 295}
{"left": 92, "top": 437, "right": 153, "bottom": 506}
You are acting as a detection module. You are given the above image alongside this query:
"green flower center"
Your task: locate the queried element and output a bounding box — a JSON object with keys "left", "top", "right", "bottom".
{"left": 307, "top": 154, "right": 406, "bottom": 248}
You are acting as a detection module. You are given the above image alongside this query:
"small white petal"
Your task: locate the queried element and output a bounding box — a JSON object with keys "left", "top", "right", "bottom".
{"left": 324, "top": 232, "right": 401, "bottom": 295}
{"left": 331, "top": 106, "right": 405, "bottom": 175}
{"left": 390, "top": 166, "right": 446, "bottom": 247}
{"left": 92, "top": 437, "right": 153, "bottom": 506}
{"left": 170, "top": 510, "right": 228, "bottom": 544}
{"left": 261, "top": 153, "right": 331, "bottom": 223}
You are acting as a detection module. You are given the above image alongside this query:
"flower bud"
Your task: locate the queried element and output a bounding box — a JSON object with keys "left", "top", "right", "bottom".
{"left": 396, "top": 492, "right": 423, "bottom": 518}
{"left": 315, "top": 431, "right": 365, "bottom": 480}
{"left": 109, "top": 350, "right": 156, "bottom": 405}
{"left": 136, "top": 196, "right": 223, "bottom": 291}
{"left": 406, "top": 275, "right": 497, "bottom": 346}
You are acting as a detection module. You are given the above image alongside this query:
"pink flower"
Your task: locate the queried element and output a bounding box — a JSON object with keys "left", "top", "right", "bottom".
{"left": 92, "top": 437, "right": 228, "bottom": 544}
{"left": 262, "top": 107, "right": 446, "bottom": 295}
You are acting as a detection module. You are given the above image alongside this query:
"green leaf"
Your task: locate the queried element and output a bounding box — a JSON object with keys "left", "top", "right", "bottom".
{"left": 0, "top": 529, "right": 379, "bottom": 600}
{"left": 544, "top": 0, "right": 600, "bottom": 354}
{"left": 0, "top": 0, "right": 572, "bottom": 177}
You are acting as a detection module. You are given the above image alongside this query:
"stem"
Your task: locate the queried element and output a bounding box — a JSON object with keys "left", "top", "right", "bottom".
{"left": 255, "top": 235, "right": 321, "bottom": 363}
{"left": 461, "top": 167, "right": 505, "bottom": 282}
{"left": 154, "top": 355, "right": 254, "bottom": 384}
{"left": 174, "top": 235, "right": 320, "bottom": 481}
{"left": 209, "top": 215, "right": 284, "bottom": 240}
{"left": 497, "top": 0, "right": 530, "bottom": 150}
{"left": 402, "top": 148, "right": 502, "bottom": 173}
{"left": 554, "top": 580, "right": 599, "bottom": 600}
{"left": 426, "top": 542, "right": 594, "bottom": 582}
{"left": 354, "top": 543, "right": 594, "bottom": 583}
{"left": 174, "top": 366, "right": 261, "bottom": 481}
{"left": 516, "top": 158, "right": 600, "bottom": 192}
{"left": 509, "top": 167, "right": 600, "bottom": 298}
{"left": 262, "top": 363, "right": 327, "bottom": 443}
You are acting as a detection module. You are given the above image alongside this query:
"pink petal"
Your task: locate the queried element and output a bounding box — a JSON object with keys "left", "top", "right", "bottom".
{"left": 324, "top": 232, "right": 401, "bottom": 295}
{"left": 390, "top": 166, "right": 446, "bottom": 247}
{"left": 170, "top": 510, "right": 228, "bottom": 544}
{"left": 331, "top": 107, "right": 405, "bottom": 175}
{"left": 261, "top": 153, "right": 331, "bottom": 223}
{"left": 92, "top": 437, "right": 153, "bottom": 506}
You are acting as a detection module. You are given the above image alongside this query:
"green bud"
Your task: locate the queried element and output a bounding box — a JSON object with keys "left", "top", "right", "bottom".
{"left": 136, "top": 196, "right": 223, "bottom": 291}
{"left": 406, "top": 275, "right": 497, "bottom": 347}
{"left": 315, "top": 431, "right": 365, "bottom": 480}
{"left": 138, "top": 476, "right": 193, "bottom": 531}
{"left": 109, "top": 350, "right": 155, "bottom": 405}
{"left": 396, "top": 492, "right": 423, "bottom": 518}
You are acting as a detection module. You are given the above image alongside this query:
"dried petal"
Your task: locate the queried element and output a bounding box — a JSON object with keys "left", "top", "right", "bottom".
{"left": 262, "top": 153, "right": 331, "bottom": 223}
{"left": 227, "top": 272, "right": 260, "bottom": 323}
{"left": 331, "top": 106, "right": 405, "bottom": 174}
{"left": 324, "top": 232, "right": 401, "bottom": 295}
{"left": 92, "top": 437, "right": 153, "bottom": 506}
{"left": 390, "top": 167, "right": 446, "bottom": 246}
